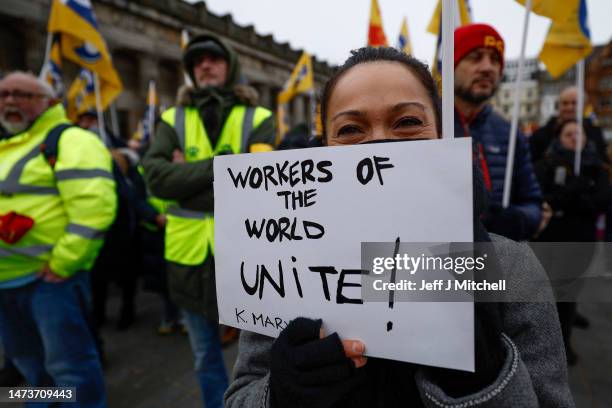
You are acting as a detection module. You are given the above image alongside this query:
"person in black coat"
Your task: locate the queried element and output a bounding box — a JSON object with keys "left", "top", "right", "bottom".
{"left": 530, "top": 86, "right": 608, "bottom": 164}
{"left": 534, "top": 118, "right": 611, "bottom": 364}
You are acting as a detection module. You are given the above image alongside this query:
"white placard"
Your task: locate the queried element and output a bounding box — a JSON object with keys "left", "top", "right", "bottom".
{"left": 214, "top": 138, "right": 474, "bottom": 371}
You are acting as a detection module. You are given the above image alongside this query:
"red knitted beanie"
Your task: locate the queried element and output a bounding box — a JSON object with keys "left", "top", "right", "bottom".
{"left": 454, "top": 23, "right": 505, "bottom": 73}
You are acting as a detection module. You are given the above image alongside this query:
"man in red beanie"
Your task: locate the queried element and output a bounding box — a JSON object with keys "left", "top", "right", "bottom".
{"left": 454, "top": 23, "right": 542, "bottom": 241}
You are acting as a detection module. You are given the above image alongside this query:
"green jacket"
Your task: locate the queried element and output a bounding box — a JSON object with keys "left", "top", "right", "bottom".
{"left": 142, "top": 34, "right": 275, "bottom": 318}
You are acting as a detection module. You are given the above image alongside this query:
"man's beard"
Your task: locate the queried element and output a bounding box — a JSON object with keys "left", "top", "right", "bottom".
{"left": 0, "top": 108, "right": 30, "bottom": 135}
{"left": 455, "top": 81, "right": 499, "bottom": 105}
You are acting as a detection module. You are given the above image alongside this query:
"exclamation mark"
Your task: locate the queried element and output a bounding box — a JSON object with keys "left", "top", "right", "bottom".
{"left": 387, "top": 236, "right": 400, "bottom": 332}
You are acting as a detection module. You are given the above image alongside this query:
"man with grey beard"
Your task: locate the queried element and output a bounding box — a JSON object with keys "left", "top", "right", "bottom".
{"left": 453, "top": 23, "right": 542, "bottom": 241}
{"left": 0, "top": 71, "right": 116, "bottom": 407}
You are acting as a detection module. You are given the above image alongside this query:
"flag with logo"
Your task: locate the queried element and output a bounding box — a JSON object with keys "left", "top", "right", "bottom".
{"left": 66, "top": 68, "right": 96, "bottom": 121}
{"left": 367, "top": 0, "right": 388, "bottom": 47}
{"left": 47, "top": 0, "right": 122, "bottom": 111}
{"left": 537, "top": 0, "right": 592, "bottom": 78}
{"left": 278, "top": 52, "right": 314, "bottom": 104}
{"left": 276, "top": 52, "right": 315, "bottom": 143}
{"left": 428, "top": 0, "right": 472, "bottom": 84}
{"left": 397, "top": 17, "right": 413, "bottom": 55}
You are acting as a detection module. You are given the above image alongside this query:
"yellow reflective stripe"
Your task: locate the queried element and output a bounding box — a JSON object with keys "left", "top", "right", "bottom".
{"left": 0, "top": 245, "right": 54, "bottom": 259}
{"left": 65, "top": 223, "right": 106, "bottom": 239}
{"left": 3, "top": 144, "right": 41, "bottom": 185}
{"left": 55, "top": 169, "right": 113, "bottom": 181}
{"left": 0, "top": 143, "right": 59, "bottom": 195}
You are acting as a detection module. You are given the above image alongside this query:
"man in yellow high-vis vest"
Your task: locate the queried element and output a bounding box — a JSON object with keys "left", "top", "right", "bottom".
{"left": 0, "top": 72, "right": 116, "bottom": 406}
{"left": 143, "top": 33, "right": 274, "bottom": 407}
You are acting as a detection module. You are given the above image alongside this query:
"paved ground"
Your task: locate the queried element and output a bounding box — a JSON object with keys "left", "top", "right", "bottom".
{"left": 567, "top": 301, "right": 612, "bottom": 408}
{"left": 1, "top": 281, "right": 610, "bottom": 407}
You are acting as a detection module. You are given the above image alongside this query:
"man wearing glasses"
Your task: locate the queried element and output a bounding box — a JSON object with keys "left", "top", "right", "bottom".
{"left": 0, "top": 71, "right": 116, "bottom": 407}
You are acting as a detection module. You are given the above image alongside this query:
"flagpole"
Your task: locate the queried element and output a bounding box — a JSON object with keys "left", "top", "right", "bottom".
{"left": 110, "top": 103, "right": 120, "bottom": 136}
{"left": 147, "top": 80, "right": 156, "bottom": 142}
{"left": 441, "top": 0, "right": 455, "bottom": 140}
{"left": 574, "top": 59, "right": 585, "bottom": 175}
{"left": 39, "top": 33, "right": 53, "bottom": 79}
{"left": 181, "top": 30, "right": 193, "bottom": 87}
{"left": 502, "top": 0, "right": 532, "bottom": 208}
{"left": 308, "top": 90, "right": 317, "bottom": 138}
{"left": 93, "top": 72, "right": 109, "bottom": 146}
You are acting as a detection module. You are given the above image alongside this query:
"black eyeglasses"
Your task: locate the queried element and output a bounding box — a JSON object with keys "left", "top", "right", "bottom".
{"left": 0, "top": 90, "right": 49, "bottom": 102}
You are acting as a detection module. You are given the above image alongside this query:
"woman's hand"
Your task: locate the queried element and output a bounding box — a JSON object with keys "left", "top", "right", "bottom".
{"left": 322, "top": 326, "right": 367, "bottom": 368}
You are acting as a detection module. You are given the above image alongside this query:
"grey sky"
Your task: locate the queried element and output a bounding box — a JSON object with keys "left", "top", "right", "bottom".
{"left": 193, "top": 0, "right": 611, "bottom": 66}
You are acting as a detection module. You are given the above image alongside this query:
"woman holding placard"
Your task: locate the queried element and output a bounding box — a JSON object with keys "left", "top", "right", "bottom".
{"left": 225, "top": 47, "right": 574, "bottom": 408}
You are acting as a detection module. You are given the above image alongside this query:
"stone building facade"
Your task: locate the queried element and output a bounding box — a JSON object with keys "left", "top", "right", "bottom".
{"left": 0, "top": 0, "right": 334, "bottom": 138}
{"left": 489, "top": 44, "right": 612, "bottom": 140}
{"left": 490, "top": 58, "right": 540, "bottom": 129}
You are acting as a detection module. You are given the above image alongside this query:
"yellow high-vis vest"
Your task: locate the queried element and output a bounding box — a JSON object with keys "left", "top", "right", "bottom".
{"left": 161, "top": 104, "right": 271, "bottom": 265}
{"left": 0, "top": 104, "right": 116, "bottom": 282}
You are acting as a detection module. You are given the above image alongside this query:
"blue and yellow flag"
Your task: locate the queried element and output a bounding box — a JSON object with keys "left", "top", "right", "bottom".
{"left": 428, "top": 0, "right": 472, "bottom": 83}
{"left": 397, "top": 17, "right": 413, "bottom": 55}
{"left": 515, "top": 0, "right": 573, "bottom": 22}
{"left": 41, "top": 34, "right": 64, "bottom": 98}
{"left": 66, "top": 68, "right": 95, "bottom": 121}
{"left": 48, "top": 0, "right": 122, "bottom": 111}
{"left": 538, "top": 0, "right": 592, "bottom": 79}
{"left": 278, "top": 52, "right": 314, "bottom": 104}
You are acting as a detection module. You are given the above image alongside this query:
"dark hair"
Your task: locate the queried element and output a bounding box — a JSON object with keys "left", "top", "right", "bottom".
{"left": 555, "top": 118, "right": 578, "bottom": 138}
{"left": 320, "top": 47, "right": 442, "bottom": 139}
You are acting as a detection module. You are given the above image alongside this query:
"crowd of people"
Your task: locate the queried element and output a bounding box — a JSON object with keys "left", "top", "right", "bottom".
{"left": 0, "top": 20, "right": 610, "bottom": 408}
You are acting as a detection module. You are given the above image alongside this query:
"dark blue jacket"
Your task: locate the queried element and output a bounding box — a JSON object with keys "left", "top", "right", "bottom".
{"left": 455, "top": 105, "right": 542, "bottom": 239}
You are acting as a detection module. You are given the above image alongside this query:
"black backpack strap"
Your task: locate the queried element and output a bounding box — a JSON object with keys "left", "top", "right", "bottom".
{"left": 41, "top": 123, "right": 73, "bottom": 169}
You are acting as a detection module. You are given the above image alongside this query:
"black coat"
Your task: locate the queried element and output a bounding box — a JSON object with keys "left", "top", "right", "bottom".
{"left": 530, "top": 117, "right": 608, "bottom": 164}
{"left": 535, "top": 140, "right": 611, "bottom": 242}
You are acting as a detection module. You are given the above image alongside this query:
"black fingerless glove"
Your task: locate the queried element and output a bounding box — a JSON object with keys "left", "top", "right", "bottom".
{"left": 269, "top": 317, "right": 365, "bottom": 408}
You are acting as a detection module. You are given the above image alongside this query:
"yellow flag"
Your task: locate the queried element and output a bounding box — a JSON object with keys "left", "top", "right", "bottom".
{"left": 48, "top": 0, "right": 122, "bottom": 111}
{"left": 539, "top": 0, "right": 592, "bottom": 78}
{"left": 277, "top": 52, "right": 314, "bottom": 104}
{"left": 515, "top": 0, "right": 574, "bottom": 22}
{"left": 397, "top": 17, "right": 412, "bottom": 55}
{"left": 276, "top": 104, "right": 290, "bottom": 146}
